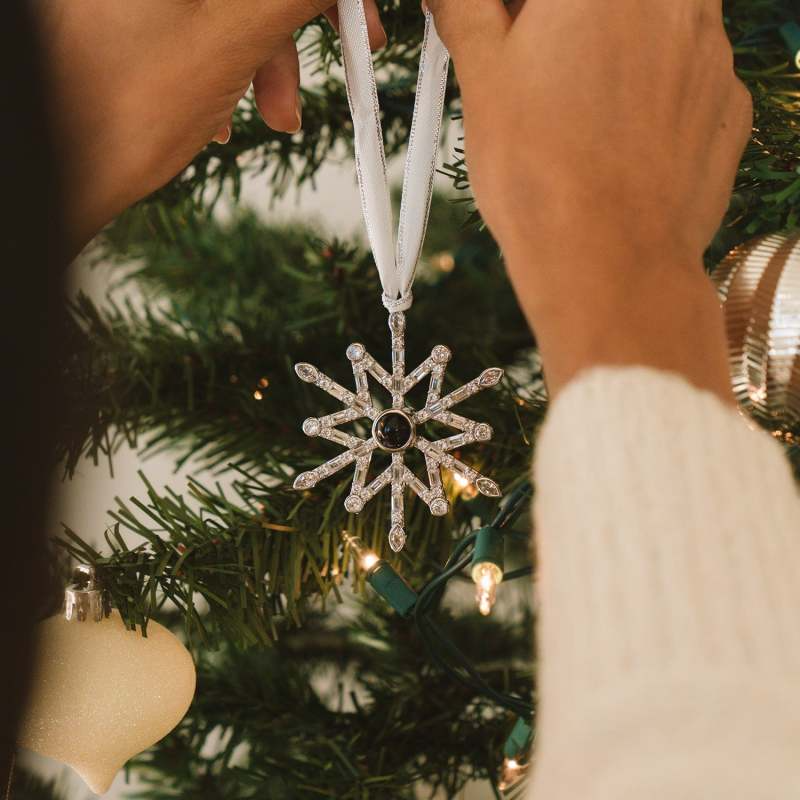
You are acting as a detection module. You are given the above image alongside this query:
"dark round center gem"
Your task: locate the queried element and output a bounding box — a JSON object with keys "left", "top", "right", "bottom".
{"left": 374, "top": 410, "right": 414, "bottom": 452}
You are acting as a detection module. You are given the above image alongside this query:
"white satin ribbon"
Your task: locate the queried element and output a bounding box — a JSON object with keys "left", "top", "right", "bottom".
{"left": 337, "top": 1, "right": 450, "bottom": 312}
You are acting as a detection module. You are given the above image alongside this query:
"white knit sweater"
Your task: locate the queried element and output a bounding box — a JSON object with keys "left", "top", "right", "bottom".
{"left": 529, "top": 367, "right": 800, "bottom": 799}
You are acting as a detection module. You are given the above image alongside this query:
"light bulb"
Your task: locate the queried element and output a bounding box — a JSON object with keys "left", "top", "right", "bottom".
{"left": 453, "top": 472, "right": 479, "bottom": 500}
{"left": 472, "top": 562, "right": 502, "bottom": 616}
{"left": 498, "top": 756, "right": 526, "bottom": 791}
{"left": 361, "top": 552, "right": 379, "bottom": 571}
{"left": 342, "top": 532, "right": 380, "bottom": 574}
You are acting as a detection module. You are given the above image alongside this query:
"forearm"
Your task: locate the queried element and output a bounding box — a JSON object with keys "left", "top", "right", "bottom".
{"left": 504, "top": 249, "right": 735, "bottom": 404}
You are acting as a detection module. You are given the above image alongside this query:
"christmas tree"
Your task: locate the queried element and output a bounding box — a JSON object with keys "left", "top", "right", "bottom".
{"left": 21, "top": 1, "right": 800, "bottom": 798}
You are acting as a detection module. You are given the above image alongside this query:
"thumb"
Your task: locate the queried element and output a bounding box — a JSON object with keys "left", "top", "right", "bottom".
{"left": 427, "top": 0, "right": 509, "bottom": 73}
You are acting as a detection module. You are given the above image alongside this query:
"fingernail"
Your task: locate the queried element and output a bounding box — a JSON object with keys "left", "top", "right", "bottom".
{"left": 288, "top": 91, "right": 302, "bottom": 134}
{"left": 212, "top": 124, "right": 231, "bottom": 145}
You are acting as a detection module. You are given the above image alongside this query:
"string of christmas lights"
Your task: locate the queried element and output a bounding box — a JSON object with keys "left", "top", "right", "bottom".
{"left": 343, "top": 482, "right": 535, "bottom": 792}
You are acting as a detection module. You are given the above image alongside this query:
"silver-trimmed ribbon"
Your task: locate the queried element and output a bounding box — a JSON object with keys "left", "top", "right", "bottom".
{"left": 337, "top": 1, "right": 450, "bottom": 312}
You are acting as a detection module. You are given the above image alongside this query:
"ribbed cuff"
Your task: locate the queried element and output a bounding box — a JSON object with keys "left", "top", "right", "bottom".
{"left": 533, "top": 367, "right": 800, "bottom": 700}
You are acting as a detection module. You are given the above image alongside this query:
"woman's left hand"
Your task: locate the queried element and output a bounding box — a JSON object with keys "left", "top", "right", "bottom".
{"left": 39, "top": 0, "right": 385, "bottom": 252}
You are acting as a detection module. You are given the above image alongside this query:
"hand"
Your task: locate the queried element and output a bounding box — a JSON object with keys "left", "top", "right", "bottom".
{"left": 38, "top": 0, "right": 385, "bottom": 253}
{"left": 428, "top": 0, "right": 752, "bottom": 399}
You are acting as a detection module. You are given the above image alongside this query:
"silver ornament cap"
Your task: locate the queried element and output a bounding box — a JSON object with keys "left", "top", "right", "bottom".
{"left": 65, "top": 565, "right": 110, "bottom": 623}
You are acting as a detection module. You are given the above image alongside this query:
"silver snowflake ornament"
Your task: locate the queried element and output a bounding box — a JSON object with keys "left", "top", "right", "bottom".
{"left": 293, "top": 311, "right": 503, "bottom": 552}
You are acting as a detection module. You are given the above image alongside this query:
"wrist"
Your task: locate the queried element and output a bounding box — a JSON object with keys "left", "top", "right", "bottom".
{"left": 503, "top": 246, "right": 734, "bottom": 404}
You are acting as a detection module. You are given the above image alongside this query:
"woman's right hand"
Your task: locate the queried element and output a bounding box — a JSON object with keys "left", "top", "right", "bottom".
{"left": 39, "top": 0, "right": 385, "bottom": 254}
{"left": 427, "top": 0, "right": 752, "bottom": 398}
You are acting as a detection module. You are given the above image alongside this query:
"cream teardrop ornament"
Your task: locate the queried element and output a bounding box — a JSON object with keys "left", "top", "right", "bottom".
{"left": 17, "top": 568, "right": 196, "bottom": 795}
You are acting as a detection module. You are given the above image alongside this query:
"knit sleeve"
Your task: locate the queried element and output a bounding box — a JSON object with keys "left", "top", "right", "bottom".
{"left": 528, "top": 367, "right": 800, "bottom": 800}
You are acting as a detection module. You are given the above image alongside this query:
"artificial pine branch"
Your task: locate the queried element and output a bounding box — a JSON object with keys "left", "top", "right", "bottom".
{"left": 62, "top": 199, "right": 537, "bottom": 478}
{"left": 126, "top": 602, "right": 533, "bottom": 800}
{"left": 60, "top": 197, "right": 542, "bottom": 641}
{"left": 711, "top": 0, "right": 800, "bottom": 260}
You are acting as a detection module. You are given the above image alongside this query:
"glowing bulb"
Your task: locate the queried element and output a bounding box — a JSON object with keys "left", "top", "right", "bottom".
{"left": 499, "top": 756, "right": 526, "bottom": 791}
{"left": 453, "top": 472, "right": 479, "bottom": 500}
{"left": 361, "top": 553, "right": 379, "bottom": 571}
{"left": 342, "top": 532, "right": 380, "bottom": 573}
{"left": 472, "top": 562, "right": 502, "bottom": 616}
{"left": 431, "top": 251, "right": 455, "bottom": 272}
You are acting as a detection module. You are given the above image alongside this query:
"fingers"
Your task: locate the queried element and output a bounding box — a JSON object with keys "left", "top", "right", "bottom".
{"left": 731, "top": 79, "right": 754, "bottom": 152}
{"left": 325, "top": 2, "right": 387, "bottom": 50}
{"left": 426, "top": 0, "right": 510, "bottom": 68}
{"left": 251, "top": 2, "right": 384, "bottom": 136}
{"left": 506, "top": 0, "right": 527, "bottom": 21}
{"left": 254, "top": 37, "right": 302, "bottom": 134}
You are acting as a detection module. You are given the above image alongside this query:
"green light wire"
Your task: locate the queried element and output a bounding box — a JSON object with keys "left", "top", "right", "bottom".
{"left": 411, "top": 481, "right": 534, "bottom": 717}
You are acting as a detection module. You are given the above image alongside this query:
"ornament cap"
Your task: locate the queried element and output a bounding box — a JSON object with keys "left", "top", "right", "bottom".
{"left": 64, "top": 565, "right": 110, "bottom": 623}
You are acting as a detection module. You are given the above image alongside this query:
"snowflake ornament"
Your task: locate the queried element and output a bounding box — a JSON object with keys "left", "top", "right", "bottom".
{"left": 293, "top": 311, "right": 503, "bottom": 552}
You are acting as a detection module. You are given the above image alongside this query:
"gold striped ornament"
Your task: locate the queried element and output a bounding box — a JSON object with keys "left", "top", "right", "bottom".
{"left": 712, "top": 231, "right": 800, "bottom": 441}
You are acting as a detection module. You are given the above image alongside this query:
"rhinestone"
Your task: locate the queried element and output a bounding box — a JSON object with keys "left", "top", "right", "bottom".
{"left": 478, "top": 368, "right": 503, "bottom": 387}
{"left": 476, "top": 477, "right": 501, "bottom": 497}
{"left": 302, "top": 418, "right": 321, "bottom": 436}
{"left": 373, "top": 410, "right": 415, "bottom": 452}
{"left": 445, "top": 433, "right": 469, "bottom": 449}
{"left": 351, "top": 396, "right": 371, "bottom": 414}
{"left": 431, "top": 345, "right": 451, "bottom": 364}
{"left": 295, "top": 363, "right": 319, "bottom": 383}
{"left": 344, "top": 494, "right": 364, "bottom": 513}
{"left": 448, "top": 385, "right": 473, "bottom": 404}
{"left": 430, "top": 497, "right": 449, "bottom": 516}
{"left": 293, "top": 471, "right": 317, "bottom": 490}
{"left": 388, "top": 525, "right": 406, "bottom": 552}
{"left": 407, "top": 474, "right": 427, "bottom": 497}
{"left": 388, "top": 312, "right": 406, "bottom": 333}
{"left": 325, "top": 428, "right": 352, "bottom": 446}
{"left": 346, "top": 343, "right": 366, "bottom": 362}
{"left": 474, "top": 423, "right": 492, "bottom": 441}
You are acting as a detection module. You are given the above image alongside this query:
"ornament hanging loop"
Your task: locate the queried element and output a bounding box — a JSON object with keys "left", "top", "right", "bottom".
{"left": 382, "top": 291, "right": 413, "bottom": 313}
{"left": 65, "top": 564, "right": 110, "bottom": 623}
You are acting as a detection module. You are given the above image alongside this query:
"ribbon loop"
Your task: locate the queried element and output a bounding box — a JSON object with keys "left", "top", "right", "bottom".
{"left": 337, "top": 1, "right": 449, "bottom": 309}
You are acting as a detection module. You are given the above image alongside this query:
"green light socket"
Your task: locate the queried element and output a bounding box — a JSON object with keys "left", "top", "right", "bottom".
{"left": 503, "top": 717, "right": 533, "bottom": 759}
{"left": 780, "top": 21, "right": 800, "bottom": 70}
{"left": 367, "top": 561, "right": 418, "bottom": 617}
{"left": 471, "top": 526, "right": 505, "bottom": 574}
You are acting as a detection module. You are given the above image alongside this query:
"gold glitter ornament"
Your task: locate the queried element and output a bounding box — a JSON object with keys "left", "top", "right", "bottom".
{"left": 712, "top": 231, "right": 800, "bottom": 439}
{"left": 17, "top": 568, "right": 195, "bottom": 795}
